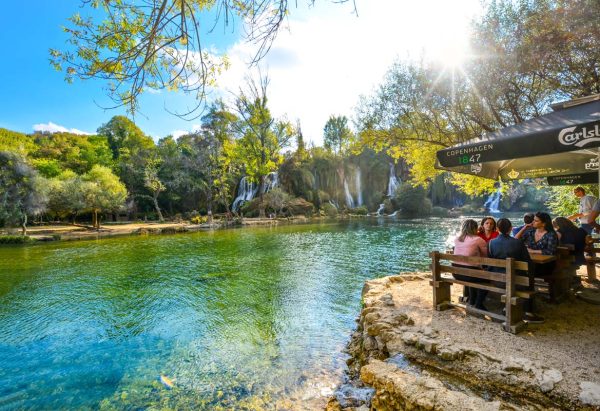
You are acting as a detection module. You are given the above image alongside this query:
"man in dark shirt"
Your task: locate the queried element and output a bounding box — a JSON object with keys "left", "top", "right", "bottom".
{"left": 511, "top": 212, "right": 534, "bottom": 237}
{"left": 489, "top": 218, "right": 544, "bottom": 324}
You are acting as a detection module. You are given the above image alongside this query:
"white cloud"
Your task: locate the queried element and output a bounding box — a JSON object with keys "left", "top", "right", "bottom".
{"left": 212, "top": 0, "right": 482, "bottom": 145}
{"left": 170, "top": 124, "right": 202, "bottom": 139}
{"left": 32, "top": 122, "right": 92, "bottom": 135}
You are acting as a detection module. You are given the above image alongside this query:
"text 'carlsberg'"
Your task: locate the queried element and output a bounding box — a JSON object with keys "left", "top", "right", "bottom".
{"left": 558, "top": 124, "right": 600, "bottom": 147}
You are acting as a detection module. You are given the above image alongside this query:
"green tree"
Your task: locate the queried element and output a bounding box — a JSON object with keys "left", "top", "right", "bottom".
{"left": 97, "top": 116, "right": 156, "bottom": 212}
{"left": 82, "top": 165, "right": 128, "bottom": 228}
{"left": 323, "top": 115, "right": 353, "bottom": 155}
{"left": 144, "top": 159, "right": 166, "bottom": 222}
{"left": 0, "top": 152, "right": 48, "bottom": 234}
{"left": 233, "top": 75, "right": 294, "bottom": 217}
{"left": 47, "top": 171, "right": 90, "bottom": 223}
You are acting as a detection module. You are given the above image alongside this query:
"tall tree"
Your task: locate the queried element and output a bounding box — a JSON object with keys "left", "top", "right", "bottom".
{"left": 233, "top": 75, "right": 294, "bottom": 217}
{"left": 82, "top": 165, "right": 128, "bottom": 229}
{"left": 0, "top": 152, "right": 48, "bottom": 234}
{"left": 323, "top": 115, "right": 353, "bottom": 155}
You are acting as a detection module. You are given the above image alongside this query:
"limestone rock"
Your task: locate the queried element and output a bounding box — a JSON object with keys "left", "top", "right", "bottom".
{"left": 536, "top": 369, "right": 563, "bottom": 393}
{"left": 502, "top": 357, "right": 534, "bottom": 372}
{"left": 361, "top": 360, "right": 501, "bottom": 410}
{"left": 579, "top": 381, "right": 600, "bottom": 406}
{"left": 380, "top": 293, "right": 394, "bottom": 306}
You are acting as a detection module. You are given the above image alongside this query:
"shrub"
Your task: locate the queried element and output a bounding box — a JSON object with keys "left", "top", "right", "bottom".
{"left": 321, "top": 203, "right": 338, "bottom": 217}
{"left": 0, "top": 235, "right": 32, "bottom": 244}
{"left": 394, "top": 184, "right": 432, "bottom": 217}
{"left": 349, "top": 206, "right": 368, "bottom": 215}
{"left": 190, "top": 215, "right": 208, "bottom": 224}
{"left": 52, "top": 234, "right": 62, "bottom": 241}
{"left": 431, "top": 206, "right": 449, "bottom": 217}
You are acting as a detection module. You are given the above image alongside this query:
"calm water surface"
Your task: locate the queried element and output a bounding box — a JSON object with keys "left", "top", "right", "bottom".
{"left": 0, "top": 218, "right": 472, "bottom": 409}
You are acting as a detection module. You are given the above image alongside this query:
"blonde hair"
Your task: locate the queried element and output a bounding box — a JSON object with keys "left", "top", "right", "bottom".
{"left": 458, "top": 219, "right": 478, "bottom": 242}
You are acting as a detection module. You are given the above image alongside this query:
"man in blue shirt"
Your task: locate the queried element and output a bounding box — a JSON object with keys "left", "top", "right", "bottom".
{"left": 511, "top": 213, "right": 534, "bottom": 237}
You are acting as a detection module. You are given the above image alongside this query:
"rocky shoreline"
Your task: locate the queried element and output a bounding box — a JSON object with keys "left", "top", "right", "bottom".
{"left": 328, "top": 274, "right": 600, "bottom": 410}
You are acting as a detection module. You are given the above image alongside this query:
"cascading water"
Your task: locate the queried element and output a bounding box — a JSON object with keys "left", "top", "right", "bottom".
{"left": 484, "top": 187, "right": 502, "bottom": 213}
{"left": 261, "top": 172, "right": 279, "bottom": 194}
{"left": 387, "top": 163, "right": 400, "bottom": 197}
{"left": 355, "top": 168, "right": 363, "bottom": 206}
{"left": 232, "top": 177, "right": 258, "bottom": 212}
{"left": 376, "top": 204, "right": 385, "bottom": 216}
{"left": 344, "top": 179, "right": 354, "bottom": 209}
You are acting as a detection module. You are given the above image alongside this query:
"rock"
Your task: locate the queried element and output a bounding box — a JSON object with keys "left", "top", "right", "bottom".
{"left": 361, "top": 360, "right": 501, "bottom": 410}
{"left": 363, "top": 336, "right": 378, "bottom": 351}
{"left": 502, "top": 357, "right": 534, "bottom": 372}
{"left": 380, "top": 293, "right": 394, "bottom": 306}
{"left": 416, "top": 336, "right": 438, "bottom": 354}
{"left": 579, "top": 381, "right": 600, "bottom": 405}
{"left": 333, "top": 384, "right": 375, "bottom": 408}
{"left": 437, "top": 346, "right": 465, "bottom": 361}
{"left": 401, "top": 332, "right": 418, "bottom": 345}
{"left": 536, "top": 369, "right": 563, "bottom": 393}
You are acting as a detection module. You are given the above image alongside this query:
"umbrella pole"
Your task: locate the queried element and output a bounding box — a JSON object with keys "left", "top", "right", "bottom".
{"left": 598, "top": 148, "right": 600, "bottom": 197}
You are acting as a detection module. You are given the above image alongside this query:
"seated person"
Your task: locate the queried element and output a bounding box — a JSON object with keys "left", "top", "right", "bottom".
{"left": 552, "top": 216, "right": 587, "bottom": 267}
{"left": 515, "top": 212, "right": 558, "bottom": 256}
{"left": 478, "top": 216, "right": 499, "bottom": 243}
{"left": 489, "top": 218, "right": 543, "bottom": 323}
{"left": 454, "top": 219, "right": 488, "bottom": 310}
{"left": 512, "top": 212, "right": 534, "bottom": 237}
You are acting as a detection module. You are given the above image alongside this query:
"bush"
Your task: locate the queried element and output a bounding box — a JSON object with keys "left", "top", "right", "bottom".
{"left": 321, "top": 203, "right": 338, "bottom": 217}
{"left": 394, "top": 184, "right": 432, "bottom": 217}
{"left": 286, "top": 197, "right": 315, "bottom": 217}
{"left": 190, "top": 215, "right": 208, "bottom": 224}
{"left": 349, "top": 206, "right": 368, "bottom": 215}
{"left": 52, "top": 234, "right": 62, "bottom": 241}
{"left": 0, "top": 235, "right": 32, "bottom": 244}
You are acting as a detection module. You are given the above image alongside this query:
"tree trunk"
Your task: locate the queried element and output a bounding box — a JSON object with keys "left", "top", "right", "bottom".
{"left": 21, "top": 214, "right": 27, "bottom": 236}
{"left": 93, "top": 210, "right": 99, "bottom": 229}
{"left": 258, "top": 175, "right": 266, "bottom": 219}
{"left": 153, "top": 193, "right": 164, "bottom": 222}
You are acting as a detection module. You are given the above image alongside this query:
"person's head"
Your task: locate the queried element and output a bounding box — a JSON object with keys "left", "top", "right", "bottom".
{"left": 533, "top": 212, "right": 554, "bottom": 232}
{"left": 552, "top": 216, "right": 577, "bottom": 233}
{"left": 574, "top": 187, "right": 586, "bottom": 198}
{"left": 479, "top": 216, "right": 497, "bottom": 233}
{"left": 497, "top": 218, "right": 512, "bottom": 235}
{"left": 523, "top": 213, "right": 534, "bottom": 224}
{"left": 458, "top": 219, "right": 479, "bottom": 242}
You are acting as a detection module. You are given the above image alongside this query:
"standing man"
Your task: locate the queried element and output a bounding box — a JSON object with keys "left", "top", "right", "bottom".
{"left": 568, "top": 187, "right": 597, "bottom": 234}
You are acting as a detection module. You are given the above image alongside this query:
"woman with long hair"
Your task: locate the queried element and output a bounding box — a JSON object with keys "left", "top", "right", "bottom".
{"left": 516, "top": 211, "right": 558, "bottom": 279}
{"left": 553, "top": 216, "right": 587, "bottom": 267}
{"left": 454, "top": 219, "right": 488, "bottom": 309}
{"left": 478, "top": 216, "right": 499, "bottom": 243}
{"left": 516, "top": 212, "right": 558, "bottom": 256}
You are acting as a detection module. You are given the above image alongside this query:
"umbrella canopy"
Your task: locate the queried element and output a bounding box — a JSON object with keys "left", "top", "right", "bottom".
{"left": 435, "top": 95, "right": 600, "bottom": 181}
{"left": 547, "top": 172, "right": 598, "bottom": 186}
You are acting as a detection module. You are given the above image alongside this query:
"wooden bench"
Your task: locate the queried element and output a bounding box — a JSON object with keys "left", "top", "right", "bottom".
{"left": 585, "top": 235, "right": 599, "bottom": 282}
{"left": 536, "top": 246, "right": 574, "bottom": 302}
{"left": 430, "top": 251, "right": 532, "bottom": 334}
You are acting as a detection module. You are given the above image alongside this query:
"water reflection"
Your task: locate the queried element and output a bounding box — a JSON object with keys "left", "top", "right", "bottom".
{"left": 0, "top": 217, "right": 514, "bottom": 409}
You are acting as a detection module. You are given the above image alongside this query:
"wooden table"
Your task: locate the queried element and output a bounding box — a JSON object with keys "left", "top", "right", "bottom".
{"left": 530, "top": 254, "right": 557, "bottom": 264}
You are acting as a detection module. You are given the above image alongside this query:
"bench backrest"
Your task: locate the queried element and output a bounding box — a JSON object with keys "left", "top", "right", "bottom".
{"left": 430, "top": 251, "right": 530, "bottom": 287}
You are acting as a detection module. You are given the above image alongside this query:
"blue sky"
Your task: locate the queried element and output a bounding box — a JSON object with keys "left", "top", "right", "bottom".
{"left": 0, "top": 1, "right": 481, "bottom": 144}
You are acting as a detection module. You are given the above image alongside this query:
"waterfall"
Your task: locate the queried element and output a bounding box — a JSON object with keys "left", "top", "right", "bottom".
{"left": 484, "top": 187, "right": 502, "bottom": 213}
{"left": 344, "top": 178, "right": 354, "bottom": 208}
{"left": 387, "top": 163, "right": 400, "bottom": 197}
{"left": 232, "top": 177, "right": 258, "bottom": 212}
{"left": 355, "top": 168, "right": 363, "bottom": 206}
{"left": 376, "top": 203, "right": 385, "bottom": 216}
{"left": 261, "top": 171, "right": 279, "bottom": 194}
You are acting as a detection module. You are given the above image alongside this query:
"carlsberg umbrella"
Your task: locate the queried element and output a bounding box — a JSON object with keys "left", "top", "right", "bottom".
{"left": 435, "top": 95, "right": 600, "bottom": 182}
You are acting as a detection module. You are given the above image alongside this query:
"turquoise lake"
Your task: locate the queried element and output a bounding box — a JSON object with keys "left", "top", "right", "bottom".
{"left": 0, "top": 218, "right": 472, "bottom": 409}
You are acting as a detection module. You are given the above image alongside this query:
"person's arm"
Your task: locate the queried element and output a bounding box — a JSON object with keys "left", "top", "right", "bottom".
{"left": 515, "top": 223, "right": 532, "bottom": 239}
{"left": 478, "top": 238, "right": 488, "bottom": 257}
{"left": 568, "top": 212, "right": 583, "bottom": 221}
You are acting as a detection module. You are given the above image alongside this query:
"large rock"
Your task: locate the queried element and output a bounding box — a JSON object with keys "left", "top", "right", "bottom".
{"left": 361, "top": 360, "right": 502, "bottom": 410}
{"left": 579, "top": 381, "right": 600, "bottom": 406}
